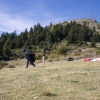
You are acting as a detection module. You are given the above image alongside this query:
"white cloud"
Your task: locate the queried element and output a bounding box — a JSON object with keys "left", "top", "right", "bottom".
{"left": 0, "top": 0, "right": 76, "bottom": 34}
{"left": 0, "top": 0, "right": 52, "bottom": 34}
{"left": 0, "top": 12, "right": 38, "bottom": 34}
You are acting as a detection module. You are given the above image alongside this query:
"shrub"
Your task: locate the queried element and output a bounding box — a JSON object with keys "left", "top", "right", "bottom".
{"left": 9, "top": 56, "right": 17, "bottom": 60}
{"left": 35, "top": 53, "right": 42, "bottom": 60}
{"left": 19, "top": 54, "right": 24, "bottom": 59}
{"left": 75, "top": 52, "right": 81, "bottom": 56}
{"left": 90, "top": 42, "right": 96, "bottom": 47}
{"left": 96, "top": 48, "right": 100, "bottom": 55}
{"left": 0, "top": 61, "right": 8, "bottom": 70}
{"left": 57, "top": 45, "right": 67, "bottom": 55}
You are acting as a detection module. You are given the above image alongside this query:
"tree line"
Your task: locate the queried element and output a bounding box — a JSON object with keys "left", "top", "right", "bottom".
{"left": 0, "top": 20, "right": 100, "bottom": 60}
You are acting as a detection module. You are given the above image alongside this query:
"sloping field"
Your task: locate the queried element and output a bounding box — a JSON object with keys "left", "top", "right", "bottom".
{"left": 0, "top": 59, "right": 100, "bottom": 100}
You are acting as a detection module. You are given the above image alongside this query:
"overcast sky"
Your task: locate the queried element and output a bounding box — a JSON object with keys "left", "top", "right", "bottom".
{"left": 0, "top": 0, "right": 100, "bottom": 35}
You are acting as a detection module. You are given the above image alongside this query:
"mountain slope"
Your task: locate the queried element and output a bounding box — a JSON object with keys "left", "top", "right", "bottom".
{"left": 62, "top": 18, "right": 100, "bottom": 33}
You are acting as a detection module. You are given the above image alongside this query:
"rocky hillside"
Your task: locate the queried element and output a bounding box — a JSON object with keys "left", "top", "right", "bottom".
{"left": 62, "top": 18, "right": 100, "bottom": 34}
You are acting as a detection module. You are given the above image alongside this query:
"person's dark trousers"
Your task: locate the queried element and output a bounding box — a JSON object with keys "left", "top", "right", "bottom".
{"left": 26, "top": 59, "right": 35, "bottom": 68}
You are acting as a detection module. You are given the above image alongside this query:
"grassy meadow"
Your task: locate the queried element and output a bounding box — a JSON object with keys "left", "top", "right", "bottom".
{"left": 0, "top": 59, "right": 100, "bottom": 100}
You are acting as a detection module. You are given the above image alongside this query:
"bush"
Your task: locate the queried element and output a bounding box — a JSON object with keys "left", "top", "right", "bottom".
{"left": 18, "top": 54, "right": 24, "bottom": 59}
{"left": 35, "top": 53, "right": 42, "bottom": 60}
{"left": 0, "top": 61, "right": 8, "bottom": 70}
{"left": 96, "top": 48, "right": 100, "bottom": 55}
{"left": 75, "top": 52, "right": 81, "bottom": 56}
{"left": 57, "top": 45, "right": 67, "bottom": 55}
{"left": 90, "top": 42, "right": 96, "bottom": 47}
{"left": 9, "top": 56, "right": 17, "bottom": 60}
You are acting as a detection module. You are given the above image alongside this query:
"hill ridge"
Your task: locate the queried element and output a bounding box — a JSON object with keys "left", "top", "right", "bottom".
{"left": 61, "top": 18, "right": 100, "bottom": 33}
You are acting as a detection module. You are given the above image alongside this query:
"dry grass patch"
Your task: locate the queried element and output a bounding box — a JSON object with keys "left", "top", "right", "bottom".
{"left": 42, "top": 85, "right": 57, "bottom": 96}
{"left": 5, "top": 65, "right": 16, "bottom": 68}
{"left": 0, "top": 59, "right": 100, "bottom": 100}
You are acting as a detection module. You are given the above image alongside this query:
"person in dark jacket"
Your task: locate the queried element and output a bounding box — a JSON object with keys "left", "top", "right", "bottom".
{"left": 22, "top": 48, "right": 36, "bottom": 68}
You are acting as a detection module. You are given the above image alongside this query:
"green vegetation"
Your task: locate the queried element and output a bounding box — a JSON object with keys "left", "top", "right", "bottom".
{"left": 57, "top": 44, "right": 68, "bottom": 55}
{"left": 96, "top": 48, "right": 100, "bottom": 55}
{"left": 0, "top": 19, "right": 100, "bottom": 61}
{"left": 0, "top": 61, "right": 8, "bottom": 69}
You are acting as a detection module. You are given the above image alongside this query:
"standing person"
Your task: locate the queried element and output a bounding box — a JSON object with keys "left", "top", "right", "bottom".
{"left": 42, "top": 49, "right": 46, "bottom": 64}
{"left": 22, "top": 48, "right": 36, "bottom": 68}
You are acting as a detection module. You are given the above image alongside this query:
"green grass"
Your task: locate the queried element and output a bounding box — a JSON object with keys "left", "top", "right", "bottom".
{"left": 0, "top": 59, "right": 100, "bottom": 100}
